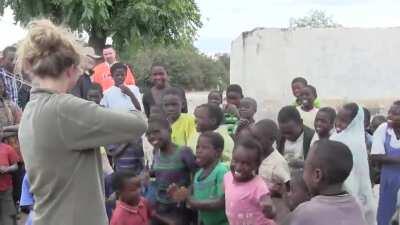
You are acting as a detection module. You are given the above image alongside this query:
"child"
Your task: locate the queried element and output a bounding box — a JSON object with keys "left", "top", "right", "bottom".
{"left": 0, "top": 141, "right": 18, "bottom": 225}
{"left": 142, "top": 64, "right": 188, "bottom": 118}
{"left": 110, "top": 171, "right": 173, "bottom": 225}
{"left": 297, "top": 85, "right": 319, "bottom": 128}
{"left": 171, "top": 131, "right": 229, "bottom": 225}
{"left": 180, "top": 137, "right": 277, "bottom": 225}
{"left": 161, "top": 87, "right": 196, "bottom": 146}
{"left": 288, "top": 139, "right": 367, "bottom": 225}
{"left": 101, "top": 63, "right": 144, "bottom": 174}
{"left": 370, "top": 115, "right": 386, "bottom": 134}
{"left": 223, "top": 84, "right": 243, "bottom": 136}
{"left": 86, "top": 82, "right": 116, "bottom": 219}
{"left": 189, "top": 103, "right": 234, "bottom": 164}
{"left": 285, "top": 168, "right": 310, "bottom": 212}
{"left": 234, "top": 97, "right": 257, "bottom": 138}
{"left": 277, "top": 106, "right": 315, "bottom": 164}
{"left": 248, "top": 119, "right": 291, "bottom": 224}
{"left": 86, "top": 82, "right": 103, "bottom": 105}
{"left": 146, "top": 117, "right": 197, "bottom": 225}
{"left": 100, "top": 62, "right": 141, "bottom": 111}
{"left": 371, "top": 101, "right": 400, "bottom": 225}
{"left": 225, "top": 84, "right": 243, "bottom": 108}
{"left": 249, "top": 119, "right": 290, "bottom": 195}
{"left": 331, "top": 103, "right": 376, "bottom": 225}
{"left": 311, "top": 107, "right": 336, "bottom": 144}
{"left": 291, "top": 77, "right": 320, "bottom": 108}
{"left": 20, "top": 173, "right": 34, "bottom": 225}
{"left": 364, "top": 107, "right": 373, "bottom": 151}
{"left": 208, "top": 90, "right": 223, "bottom": 107}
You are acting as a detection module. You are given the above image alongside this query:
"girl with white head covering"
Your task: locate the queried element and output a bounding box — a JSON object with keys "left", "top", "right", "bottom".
{"left": 331, "top": 103, "right": 377, "bottom": 225}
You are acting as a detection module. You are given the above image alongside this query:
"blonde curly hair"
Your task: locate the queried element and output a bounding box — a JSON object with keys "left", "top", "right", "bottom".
{"left": 16, "top": 19, "right": 84, "bottom": 78}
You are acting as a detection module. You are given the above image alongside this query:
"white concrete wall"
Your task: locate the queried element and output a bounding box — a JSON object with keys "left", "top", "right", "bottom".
{"left": 230, "top": 27, "right": 400, "bottom": 119}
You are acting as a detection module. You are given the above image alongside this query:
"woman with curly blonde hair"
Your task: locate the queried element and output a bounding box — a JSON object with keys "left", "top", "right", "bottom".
{"left": 17, "top": 19, "right": 147, "bottom": 225}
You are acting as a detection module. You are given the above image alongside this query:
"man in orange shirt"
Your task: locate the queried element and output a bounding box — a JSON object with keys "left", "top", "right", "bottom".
{"left": 92, "top": 45, "right": 136, "bottom": 91}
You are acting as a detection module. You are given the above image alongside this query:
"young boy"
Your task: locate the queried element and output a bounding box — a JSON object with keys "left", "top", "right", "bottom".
{"left": 249, "top": 119, "right": 290, "bottom": 194}
{"left": 288, "top": 139, "right": 367, "bottom": 225}
{"left": 101, "top": 63, "right": 144, "bottom": 174}
{"left": 110, "top": 171, "right": 173, "bottom": 225}
{"left": 86, "top": 82, "right": 103, "bottom": 105}
{"left": 189, "top": 103, "right": 234, "bottom": 164}
{"left": 370, "top": 115, "right": 386, "bottom": 134}
{"left": 161, "top": 87, "right": 196, "bottom": 146}
{"left": 311, "top": 107, "right": 336, "bottom": 144}
{"left": 297, "top": 85, "right": 319, "bottom": 128}
{"left": 234, "top": 97, "right": 257, "bottom": 138}
{"left": 223, "top": 84, "right": 243, "bottom": 136}
{"left": 291, "top": 77, "right": 320, "bottom": 108}
{"left": 0, "top": 141, "right": 19, "bottom": 225}
{"left": 208, "top": 90, "right": 223, "bottom": 107}
{"left": 249, "top": 119, "right": 291, "bottom": 224}
{"left": 277, "top": 106, "right": 315, "bottom": 164}
{"left": 100, "top": 62, "right": 141, "bottom": 111}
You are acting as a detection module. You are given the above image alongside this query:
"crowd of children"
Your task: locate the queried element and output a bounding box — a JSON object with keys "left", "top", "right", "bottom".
{"left": 0, "top": 37, "right": 399, "bottom": 225}
{"left": 87, "top": 70, "right": 397, "bottom": 225}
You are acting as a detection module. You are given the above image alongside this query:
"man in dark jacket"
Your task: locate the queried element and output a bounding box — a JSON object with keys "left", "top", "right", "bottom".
{"left": 277, "top": 105, "right": 315, "bottom": 164}
{"left": 70, "top": 47, "right": 102, "bottom": 99}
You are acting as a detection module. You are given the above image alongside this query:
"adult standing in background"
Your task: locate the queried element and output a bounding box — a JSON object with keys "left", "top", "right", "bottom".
{"left": 17, "top": 19, "right": 147, "bottom": 225}
{"left": 142, "top": 64, "right": 187, "bottom": 117}
{"left": 0, "top": 46, "right": 20, "bottom": 104}
{"left": 92, "top": 45, "right": 136, "bottom": 91}
{"left": 70, "top": 47, "right": 101, "bottom": 99}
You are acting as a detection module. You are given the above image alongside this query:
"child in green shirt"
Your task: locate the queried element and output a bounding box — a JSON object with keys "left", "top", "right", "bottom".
{"left": 169, "top": 131, "right": 229, "bottom": 225}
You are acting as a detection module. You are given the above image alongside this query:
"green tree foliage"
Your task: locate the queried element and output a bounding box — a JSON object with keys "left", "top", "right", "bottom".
{"left": 0, "top": 0, "right": 202, "bottom": 52}
{"left": 126, "top": 46, "right": 229, "bottom": 91}
{"left": 289, "top": 10, "right": 341, "bottom": 28}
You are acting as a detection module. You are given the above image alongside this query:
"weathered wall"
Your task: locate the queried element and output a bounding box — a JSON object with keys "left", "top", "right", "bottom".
{"left": 230, "top": 27, "right": 400, "bottom": 119}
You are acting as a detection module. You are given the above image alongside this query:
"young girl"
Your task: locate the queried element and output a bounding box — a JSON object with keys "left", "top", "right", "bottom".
{"left": 161, "top": 87, "right": 196, "bottom": 146}
{"left": 178, "top": 137, "right": 277, "bottom": 225}
{"left": 170, "top": 131, "right": 229, "bottom": 225}
{"left": 147, "top": 117, "right": 197, "bottom": 225}
{"left": 189, "top": 104, "right": 234, "bottom": 164}
{"left": 311, "top": 107, "right": 336, "bottom": 144}
{"left": 331, "top": 103, "right": 376, "bottom": 225}
{"left": 371, "top": 101, "right": 400, "bottom": 225}
{"left": 297, "top": 85, "right": 319, "bottom": 128}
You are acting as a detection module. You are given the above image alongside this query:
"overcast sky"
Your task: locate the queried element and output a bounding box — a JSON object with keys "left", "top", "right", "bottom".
{"left": 0, "top": 1, "right": 399, "bottom": 54}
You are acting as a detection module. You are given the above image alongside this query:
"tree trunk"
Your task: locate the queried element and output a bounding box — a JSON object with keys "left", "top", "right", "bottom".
{"left": 88, "top": 29, "right": 107, "bottom": 55}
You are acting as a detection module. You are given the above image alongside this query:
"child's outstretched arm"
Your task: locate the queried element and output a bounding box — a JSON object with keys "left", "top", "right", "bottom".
{"left": 187, "top": 195, "right": 225, "bottom": 211}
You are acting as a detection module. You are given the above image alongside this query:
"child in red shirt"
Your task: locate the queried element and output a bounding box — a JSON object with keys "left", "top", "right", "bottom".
{"left": 110, "top": 171, "right": 173, "bottom": 225}
{"left": 0, "top": 142, "right": 19, "bottom": 225}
